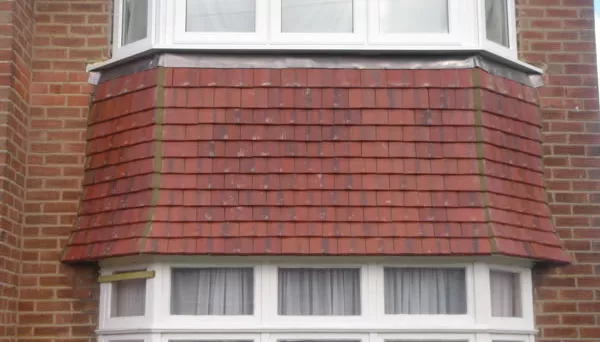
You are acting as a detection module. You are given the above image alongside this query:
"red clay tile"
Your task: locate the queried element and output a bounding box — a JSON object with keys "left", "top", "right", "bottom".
{"left": 63, "top": 67, "right": 569, "bottom": 264}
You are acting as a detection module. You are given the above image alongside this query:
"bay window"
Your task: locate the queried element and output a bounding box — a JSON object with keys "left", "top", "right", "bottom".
{"left": 103, "top": 0, "right": 522, "bottom": 67}
{"left": 98, "top": 258, "right": 535, "bottom": 342}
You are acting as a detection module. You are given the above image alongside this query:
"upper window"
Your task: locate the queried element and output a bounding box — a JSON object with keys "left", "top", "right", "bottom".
{"left": 378, "top": 0, "right": 448, "bottom": 34}
{"left": 106, "top": 0, "right": 520, "bottom": 63}
{"left": 278, "top": 268, "right": 361, "bottom": 315}
{"left": 490, "top": 270, "right": 522, "bottom": 317}
{"left": 384, "top": 267, "right": 466, "bottom": 315}
{"left": 121, "top": 0, "right": 148, "bottom": 45}
{"left": 485, "top": 0, "right": 510, "bottom": 47}
{"left": 186, "top": 0, "right": 257, "bottom": 33}
{"left": 111, "top": 277, "right": 146, "bottom": 317}
{"left": 171, "top": 267, "right": 254, "bottom": 315}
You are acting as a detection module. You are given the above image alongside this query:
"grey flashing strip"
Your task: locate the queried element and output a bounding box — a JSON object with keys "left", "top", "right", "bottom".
{"left": 97, "top": 52, "right": 543, "bottom": 87}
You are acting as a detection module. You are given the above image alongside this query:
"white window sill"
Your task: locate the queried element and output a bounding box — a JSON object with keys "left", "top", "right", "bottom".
{"left": 86, "top": 47, "right": 543, "bottom": 77}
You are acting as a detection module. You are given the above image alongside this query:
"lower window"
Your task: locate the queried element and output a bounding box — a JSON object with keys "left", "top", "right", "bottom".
{"left": 98, "top": 260, "right": 535, "bottom": 342}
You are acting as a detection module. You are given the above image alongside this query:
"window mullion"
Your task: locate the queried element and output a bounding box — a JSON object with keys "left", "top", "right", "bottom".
{"left": 520, "top": 268, "right": 535, "bottom": 330}
{"left": 151, "top": 262, "right": 167, "bottom": 329}
{"left": 261, "top": 263, "right": 277, "bottom": 325}
{"left": 473, "top": 262, "right": 492, "bottom": 326}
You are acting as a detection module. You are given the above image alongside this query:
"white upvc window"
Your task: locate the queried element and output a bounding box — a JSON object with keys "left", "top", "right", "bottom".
{"left": 112, "top": 0, "right": 154, "bottom": 59}
{"left": 103, "top": 0, "right": 522, "bottom": 69}
{"left": 480, "top": 0, "right": 517, "bottom": 59}
{"left": 97, "top": 257, "right": 535, "bottom": 342}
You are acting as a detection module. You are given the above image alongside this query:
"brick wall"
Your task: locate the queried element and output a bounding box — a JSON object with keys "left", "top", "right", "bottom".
{"left": 16, "top": 1, "right": 110, "bottom": 341}
{"left": 0, "top": 0, "right": 33, "bottom": 341}
{"left": 517, "top": 0, "right": 600, "bottom": 341}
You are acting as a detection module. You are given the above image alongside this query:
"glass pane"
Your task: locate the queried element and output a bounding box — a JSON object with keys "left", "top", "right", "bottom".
{"left": 111, "top": 278, "right": 146, "bottom": 317}
{"left": 278, "top": 268, "right": 361, "bottom": 315}
{"left": 281, "top": 0, "right": 353, "bottom": 33}
{"left": 171, "top": 268, "right": 254, "bottom": 315}
{"left": 281, "top": 341, "right": 360, "bottom": 342}
{"left": 122, "top": 0, "right": 148, "bottom": 45}
{"left": 387, "top": 341, "right": 467, "bottom": 342}
{"left": 379, "top": 0, "right": 449, "bottom": 34}
{"left": 171, "top": 341, "right": 252, "bottom": 342}
{"left": 186, "top": 0, "right": 256, "bottom": 32}
{"left": 485, "top": 0, "right": 510, "bottom": 47}
{"left": 490, "top": 270, "right": 522, "bottom": 317}
{"left": 384, "top": 268, "right": 467, "bottom": 314}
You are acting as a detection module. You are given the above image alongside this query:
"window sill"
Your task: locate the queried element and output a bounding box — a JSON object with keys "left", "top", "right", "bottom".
{"left": 86, "top": 48, "right": 543, "bottom": 86}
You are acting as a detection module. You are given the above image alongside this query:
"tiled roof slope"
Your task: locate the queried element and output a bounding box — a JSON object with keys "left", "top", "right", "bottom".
{"left": 62, "top": 67, "right": 570, "bottom": 263}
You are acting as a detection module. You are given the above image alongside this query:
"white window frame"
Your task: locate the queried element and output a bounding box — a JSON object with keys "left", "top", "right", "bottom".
{"left": 486, "top": 265, "right": 534, "bottom": 332}
{"left": 112, "top": 0, "right": 155, "bottom": 60}
{"left": 100, "top": 0, "right": 527, "bottom": 69}
{"left": 98, "top": 265, "right": 156, "bottom": 331}
{"left": 97, "top": 257, "right": 535, "bottom": 342}
{"left": 479, "top": 0, "right": 518, "bottom": 60}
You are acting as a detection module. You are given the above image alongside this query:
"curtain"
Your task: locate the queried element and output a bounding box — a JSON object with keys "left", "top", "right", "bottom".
{"left": 485, "top": 0, "right": 509, "bottom": 47}
{"left": 122, "top": 0, "right": 148, "bottom": 45}
{"left": 490, "top": 270, "right": 521, "bottom": 317}
{"left": 384, "top": 268, "right": 466, "bottom": 314}
{"left": 278, "top": 268, "right": 360, "bottom": 315}
{"left": 186, "top": 0, "right": 256, "bottom": 32}
{"left": 379, "top": 0, "right": 448, "bottom": 34}
{"left": 281, "top": 0, "right": 353, "bottom": 33}
{"left": 112, "top": 279, "right": 146, "bottom": 317}
{"left": 171, "top": 268, "right": 254, "bottom": 315}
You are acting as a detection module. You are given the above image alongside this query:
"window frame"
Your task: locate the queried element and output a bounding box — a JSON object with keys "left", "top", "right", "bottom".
{"left": 99, "top": 265, "right": 156, "bottom": 331}
{"left": 479, "top": 0, "right": 518, "bottom": 60}
{"left": 486, "top": 265, "right": 534, "bottom": 332}
{"left": 112, "top": 0, "right": 155, "bottom": 59}
{"left": 98, "top": 257, "right": 535, "bottom": 342}
{"left": 102, "top": 0, "right": 527, "bottom": 69}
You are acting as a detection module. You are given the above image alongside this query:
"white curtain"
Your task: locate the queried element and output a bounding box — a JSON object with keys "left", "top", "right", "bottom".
{"left": 112, "top": 279, "right": 146, "bottom": 317}
{"left": 281, "top": 0, "right": 353, "bottom": 33}
{"left": 485, "top": 0, "right": 509, "bottom": 47}
{"left": 186, "top": 0, "right": 256, "bottom": 32}
{"left": 279, "top": 268, "right": 360, "bottom": 315}
{"left": 122, "top": 0, "right": 148, "bottom": 45}
{"left": 490, "top": 271, "right": 521, "bottom": 317}
{"left": 379, "top": 0, "right": 448, "bottom": 34}
{"left": 384, "top": 268, "right": 466, "bottom": 314}
{"left": 171, "top": 268, "right": 254, "bottom": 315}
